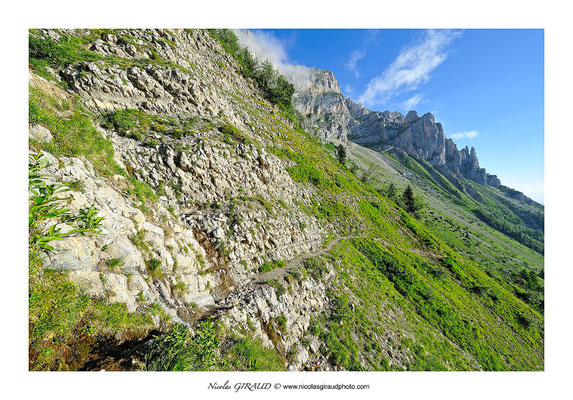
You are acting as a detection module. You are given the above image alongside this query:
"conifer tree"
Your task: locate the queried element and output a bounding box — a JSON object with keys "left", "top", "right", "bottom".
{"left": 402, "top": 185, "right": 417, "bottom": 215}
{"left": 337, "top": 144, "right": 346, "bottom": 166}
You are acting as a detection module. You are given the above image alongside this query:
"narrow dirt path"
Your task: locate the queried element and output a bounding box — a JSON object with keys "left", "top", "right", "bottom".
{"left": 254, "top": 235, "right": 358, "bottom": 283}
{"left": 252, "top": 234, "right": 442, "bottom": 284}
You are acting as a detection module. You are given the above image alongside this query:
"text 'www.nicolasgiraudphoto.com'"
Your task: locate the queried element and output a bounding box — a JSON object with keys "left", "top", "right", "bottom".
{"left": 208, "top": 381, "right": 371, "bottom": 392}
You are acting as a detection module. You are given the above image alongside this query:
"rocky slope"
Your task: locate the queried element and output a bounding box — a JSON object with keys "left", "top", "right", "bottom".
{"left": 28, "top": 29, "right": 544, "bottom": 371}
{"left": 29, "top": 29, "right": 330, "bottom": 369}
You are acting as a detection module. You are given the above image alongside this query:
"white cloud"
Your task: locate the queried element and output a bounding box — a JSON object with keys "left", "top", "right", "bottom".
{"left": 450, "top": 130, "right": 479, "bottom": 139}
{"left": 365, "top": 29, "right": 379, "bottom": 43}
{"left": 342, "top": 85, "right": 354, "bottom": 95}
{"left": 233, "top": 29, "right": 312, "bottom": 89}
{"left": 402, "top": 93, "right": 424, "bottom": 110}
{"left": 234, "top": 29, "right": 288, "bottom": 70}
{"left": 345, "top": 48, "right": 366, "bottom": 77}
{"left": 358, "top": 30, "right": 462, "bottom": 106}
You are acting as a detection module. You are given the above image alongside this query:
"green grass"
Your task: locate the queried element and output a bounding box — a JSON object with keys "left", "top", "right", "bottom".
{"left": 258, "top": 260, "right": 285, "bottom": 273}
{"left": 101, "top": 109, "right": 199, "bottom": 141}
{"left": 29, "top": 30, "right": 193, "bottom": 77}
{"left": 259, "top": 102, "right": 543, "bottom": 370}
{"left": 29, "top": 86, "right": 123, "bottom": 178}
{"left": 220, "top": 123, "right": 250, "bottom": 144}
{"left": 306, "top": 238, "right": 543, "bottom": 371}
{"left": 30, "top": 86, "right": 159, "bottom": 213}
{"left": 29, "top": 33, "right": 102, "bottom": 68}
{"left": 105, "top": 257, "right": 123, "bottom": 271}
{"left": 28, "top": 28, "right": 544, "bottom": 372}
{"left": 29, "top": 254, "right": 154, "bottom": 370}
{"left": 221, "top": 337, "right": 286, "bottom": 371}
{"left": 144, "top": 321, "right": 219, "bottom": 371}
{"left": 146, "top": 258, "right": 163, "bottom": 279}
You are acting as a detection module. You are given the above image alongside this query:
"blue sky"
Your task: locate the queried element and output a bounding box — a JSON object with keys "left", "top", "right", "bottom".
{"left": 242, "top": 29, "right": 544, "bottom": 203}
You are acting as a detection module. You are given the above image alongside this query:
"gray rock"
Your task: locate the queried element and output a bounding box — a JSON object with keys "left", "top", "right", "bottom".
{"left": 68, "top": 270, "right": 105, "bottom": 297}
{"left": 143, "top": 222, "right": 165, "bottom": 237}
{"left": 29, "top": 124, "right": 53, "bottom": 142}
{"left": 286, "top": 66, "right": 503, "bottom": 187}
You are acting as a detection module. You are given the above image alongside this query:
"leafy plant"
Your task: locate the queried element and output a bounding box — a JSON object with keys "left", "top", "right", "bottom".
{"left": 144, "top": 320, "right": 219, "bottom": 371}
{"left": 146, "top": 258, "right": 163, "bottom": 279}
{"left": 29, "top": 154, "right": 104, "bottom": 252}
{"left": 75, "top": 205, "right": 104, "bottom": 236}
{"left": 221, "top": 337, "right": 286, "bottom": 371}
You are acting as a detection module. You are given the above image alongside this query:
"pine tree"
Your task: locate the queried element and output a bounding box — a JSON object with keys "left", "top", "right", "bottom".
{"left": 402, "top": 185, "right": 417, "bottom": 215}
{"left": 337, "top": 144, "right": 346, "bottom": 166}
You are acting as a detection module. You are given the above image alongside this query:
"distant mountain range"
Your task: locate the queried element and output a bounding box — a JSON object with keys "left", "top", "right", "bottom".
{"left": 286, "top": 67, "right": 540, "bottom": 204}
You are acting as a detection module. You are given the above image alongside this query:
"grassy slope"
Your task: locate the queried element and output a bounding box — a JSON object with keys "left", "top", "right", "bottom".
{"left": 260, "top": 118, "right": 543, "bottom": 370}
{"left": 346, "top": 143, "right": 544, "bottom": 312}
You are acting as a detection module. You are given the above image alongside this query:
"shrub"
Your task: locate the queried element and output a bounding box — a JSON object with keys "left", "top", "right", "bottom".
{"left": 219, "top": 123, "right": 249, "bottom": 144}
{"left": 303, "top": 257, "right": 327, "bottom": 280}
{"left": 208, "top": 29, "right": 294, "bottom": 110}
{"left": 146, "top": 258, "right": 163, "bottom": 279}
{"left": 222, "top": 337, "right": 286, "bottom": 371}
{"left": 144, "top": 320, "right": 219, "bottom": 371}
{"left": 277, "top": 315, "right": 287, "bottom": 333}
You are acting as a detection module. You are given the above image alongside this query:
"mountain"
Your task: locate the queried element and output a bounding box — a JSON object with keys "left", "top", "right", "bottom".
{"left": 28, "top": 28, "right": 543, "bottom": 372}
{"left": 290, "top": 67, "right": 506, "bottom": 189}
{"left": 288, "top": 66, "right": 543, "bottom": 254}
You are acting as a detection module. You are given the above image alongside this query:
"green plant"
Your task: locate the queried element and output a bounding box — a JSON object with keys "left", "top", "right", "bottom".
{"left": 144, "top": 320, "right": 219, "bottom": 371}
{"left": 129, "top": 230, "right": 149, "bottom": 252}
{"left": 258, "top": 260, "right": 285, "bottom": 273}
{"left": 105, "top": 258, "right": 123, "bottom": 271}
{"left": 146, "top": 258, "right": 163, "bottom": 279}
{"left": 29, "top": 154, "right": 104, "bottom": 252}
{"left": 172, "top": 281, "right": 186, "bottom": 296}
{"left": 220, "top": 123, "right": 249, "bottom": 144}
{"left": 221, "top": 337, "right": 286, "bottom": 371}
{"left": 208, "top": 29, "right": 294, "bottom": 111}
{"left": 267, "top": 280, "right": 286, "bottom": 298}
{"left": 75, "top": 205, "right": 104, "bottom": 236}
{"left": 337, "top": 144, "right": 346, "bottom": 165}
{"left": 136, "top": 291, "right": 146, "bottom": 303}
{"left": 277, "top": 315, "right": 287, "bottom": 333}
{"left": 29, "top": 33, "right": 102, "bottom": 68}
{"left": 66, "top": 179, "right": 85, "bottom": 192}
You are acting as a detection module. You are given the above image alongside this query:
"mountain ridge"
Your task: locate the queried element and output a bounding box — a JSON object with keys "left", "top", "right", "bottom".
{"left": 288, "top": 66, "right": 538, "bottom": 202}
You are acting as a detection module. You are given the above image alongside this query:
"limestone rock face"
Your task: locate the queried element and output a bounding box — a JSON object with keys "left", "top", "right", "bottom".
{"left": 287, "top": 66, "right": 503, "bottom": 187}
{"left": 29, "top": 29, "right": 329, "bottom": 355}
{"left": 347, "top": 106, "right": 502, "bottom": 185}
{"left": 288, "top": 67, "right": 352, "bottom": 142}
{"left": 217, "top": 267, "right": 334, "bottom": 371}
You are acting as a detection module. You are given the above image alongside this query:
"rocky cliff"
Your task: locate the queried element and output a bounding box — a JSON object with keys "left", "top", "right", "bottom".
{"left": 29, "top": 29, "right": 333, "bottom": 370}
{"left": 288, "top": 67, "right": 502, "bottom": 188}
{"left": 288, "top": 68, "right": 351, "bottom": 142}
